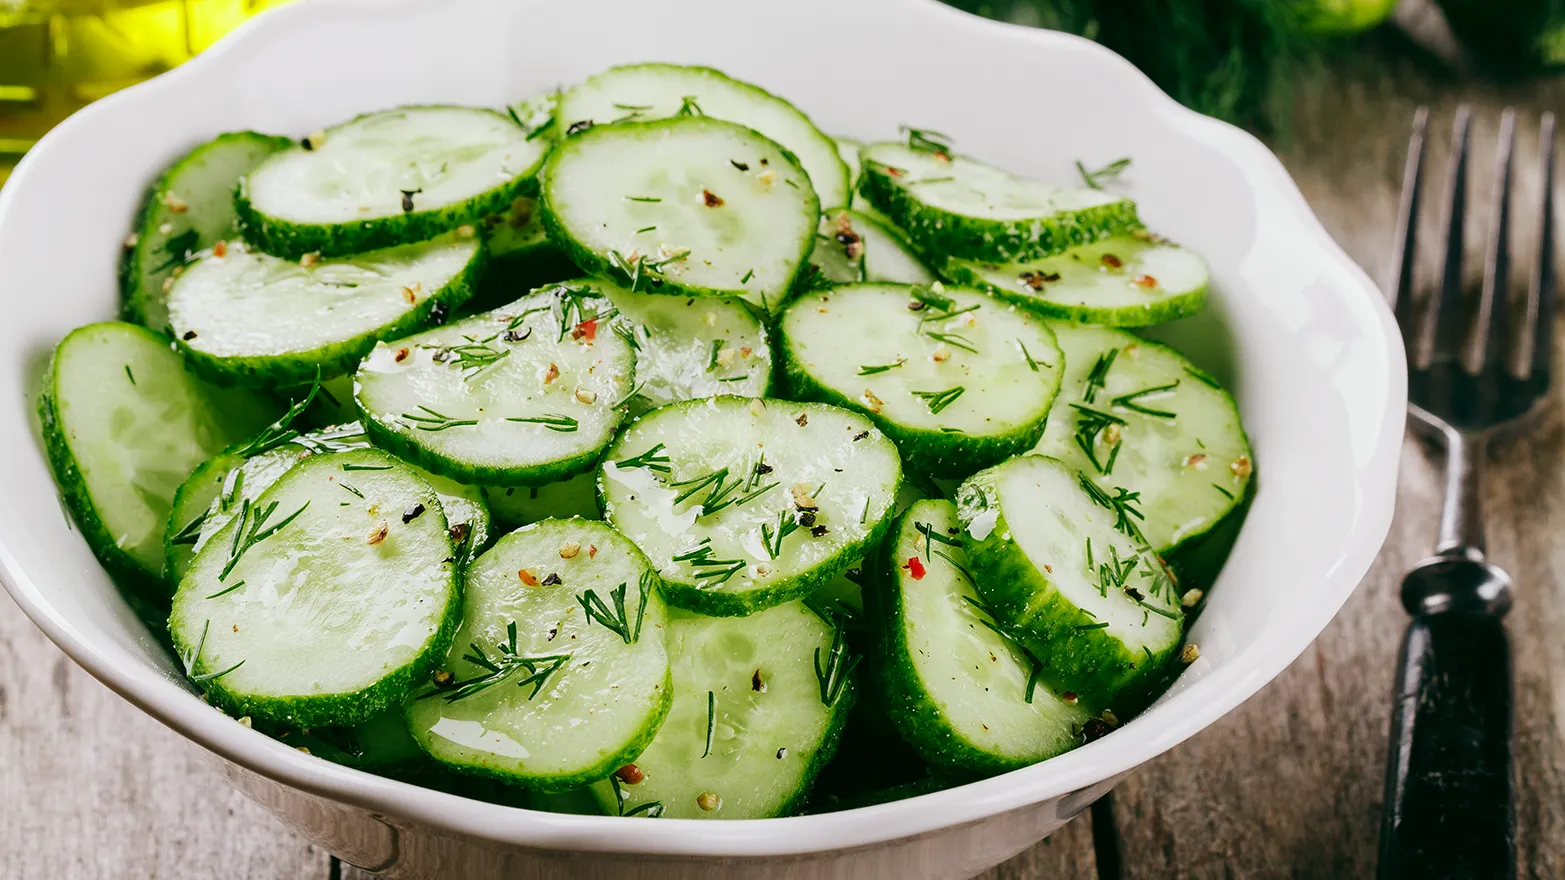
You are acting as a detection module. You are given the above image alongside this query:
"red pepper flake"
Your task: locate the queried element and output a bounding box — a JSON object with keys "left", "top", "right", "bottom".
{"left": 904, "top": 556, "right": 926, "bottom": 580}
{"left": 212, "top": 240, "right": 228, "bottom": 258}
{"left": 571, "top": 318, "right": 598, "bottom": 341}
{"left": 1100, "top": 254, "right": 1124, "bottom": 270}
{"left": 518, "top": 569, "right": 539, "bottom": 586}
{"left": 588, "top": 544, "right": 598, "bottom": 559}
{"left": 886, "top": 166, "right": 906, "bottom": 178}
{"left": 615, "top": 764, "right": 645, "bottom": 785}
{"left": 1132, "top": 274, "right": 1158, "bottom": 288}
{"left": 394, "top": 347, "right": 410, "bottom": 363}
{"left": 702, "top": 189, "right": 724, "bottom": 207}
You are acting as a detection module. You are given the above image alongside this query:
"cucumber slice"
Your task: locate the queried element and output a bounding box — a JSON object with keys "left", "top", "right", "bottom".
{"left": 169, "top": 449, "right": 460, "bottom": 727}
{"left": 941, "top": 232, "right": 1208, "bottom": 326}
{"left": 833, "top": 138, "right": 895, "bottom": 224}
{"left": 539, "top": 117, "right": 819, "bottom": 313}
{"left": 122, "top": 131, "right": 293, "bottom": 331}
{"left": 354, "top": 284, "right": 636, "bottom": 486}
{"left": 600, "top": 397, "right": 902, "bottom": 617}
{"left": 869, "top": 499, "right": 1091, "bottom": 776}
{"left": 165, "top": 421, "right": 492, "bottom": 582}
{"left": 1030, "top": 322, "right": 1253, "bottom": 553}
{"left": 590, "top": 603, "right": 853, "bottom": 819}
{"left": 471, "top": 196, "right": 576, "bottom": 312}
{"left": 858, "top": 141, "right": 1139, "bottom": 262}
{"left": 588, "top": 276, "right": 772, "bottom": 412}
{"left": 810, "top": 209, "right": 936, "bottom": 286}
{"left": 168, "top": 234, "right": 483, "bottom": 387}
{"left": 485, "top": 473, "right": 600, "bottom": 530}
{"left": 557, "top": 64, "right": 850, "bottom": 210}
{"left": 955, "top": 455, "right": 1183, "bottom": 710}
{"left": 39, "top": 323, "right": 276, "bottom": 597}
{"left": 237, "top": 106, "right": 548, "bottom": 259}
{"left": 780, "top": 283, "right": 1064, "bottom": 476}
{"left": 405, "top": 519, "right": 672, "bottom": 790}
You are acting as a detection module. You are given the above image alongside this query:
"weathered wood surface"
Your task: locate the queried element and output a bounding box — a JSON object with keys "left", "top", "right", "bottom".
{"left": 5, "top": 34, "right": 1565, "bottom": 880}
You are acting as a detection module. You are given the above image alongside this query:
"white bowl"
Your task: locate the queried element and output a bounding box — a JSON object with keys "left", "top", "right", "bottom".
{"left": 0, "top": 0, "right": 1405, "bottom": 876}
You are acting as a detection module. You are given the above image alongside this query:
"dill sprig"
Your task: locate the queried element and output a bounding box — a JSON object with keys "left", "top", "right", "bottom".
{"left": 914, "top": 520, "right": 963, "bottom": 561}
{"left": 912, "top": 386, "right": 966, "bottom": 414}
{"left": 180, "top": 619, "right": 246, "bottom": 684}
{"left": 506, "top": 413, "right": 579, "bottom": 433}
{"left": 925, "top": 331, "right": 979, "bottom": 353}
{"left": 607, "top": 247, "right": 691, "bottom": 294}
{"left": 1019, "top": 340, "right": 1041, "bottom": 372}
{"left": 1076, "top": 157, "right": 1132, "bottom": 189}
{"left": 402, "top": 405, "right": 478, "bottom": 432}
{"left": 961, "top": 593, "right": 1046, "bottom": 703}
{"left": 702, "top": 691, "right": 717, "bottom": 759}
{"left": 1077, "top": 474, "right": 1147, "bottom": 542}
{"left": 1071, "top": 404, "right": 1126, "bottom": 475}
{"left": 615, "top": 443, "right": 672, "bottom": 474}
{"left": 671, "top": 537, "right": 746, "bottom": 584}
{"left": 168, "top": 509, "right": 208, "bottom": 547}
{"left": 153, "top": 228, "right": 202, "bottom": 273}
{"left": 231, "top": 369, "right": 321, "bottom": 458}
{"left": 577, "top": 571, "right": 655, "bottom": 645}
{"left": 426, "top": 621, "right": 571, "bottom": 703}
{"left": 705, "top": 339, "right": 725, "bottom": 372}
{"left": 901, "top": 125, "right": 953, "bottom": 155}
{"left": 760, "top": 508, "right": 801, "bottom": 560}
{"left": 549, "top": 284, "right": 616, "bottom": 342}
{"left": 1083, "top": 349, "right": 1119, "bottom": 403}
{"left": 858, "top": 358, "right": 907, "bottom": 376}
{"left": 610, "top": 775, "right": 666, "bottom": 818}
{"left": 1112, "top": 381, "right": 1180, "bottom": 419}
{"left": 219, "top": 499, "right": 309, "bottom": 580}
{"left": 813, "top": 616, "right": 860, "bottom": 707}
{"left": 437, "top": 334, "right": 511, "bottom": 381}
{"left": 675, "top": 95, "right": 704, "bottom": 117}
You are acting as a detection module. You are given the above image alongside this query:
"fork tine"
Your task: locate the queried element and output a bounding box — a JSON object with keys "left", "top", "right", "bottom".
{"left": 1388, "top": 107, "right": 1429, "bottom": 338}
{"left": 1415, "top": 106, "right": 1472, "bottom": 371}
{"left": 1512, "top": 113, "right": 1557, "bottom": 381}
{"left": 1463, "top": 109, "right": 1517, "bottom": 374}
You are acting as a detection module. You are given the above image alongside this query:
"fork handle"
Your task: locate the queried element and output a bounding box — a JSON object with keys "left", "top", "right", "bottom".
{"left": 1378, "top": 613, "right": 1514, "bottom": 879}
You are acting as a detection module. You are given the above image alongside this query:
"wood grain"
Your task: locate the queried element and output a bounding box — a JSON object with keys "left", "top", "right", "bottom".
{"left": 5, "top": 31, "right": 1565, "bottom": 880}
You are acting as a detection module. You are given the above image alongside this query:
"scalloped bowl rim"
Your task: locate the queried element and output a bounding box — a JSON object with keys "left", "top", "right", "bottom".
{"left": 0, "top": 0, "right": 1405, "bottom": 860}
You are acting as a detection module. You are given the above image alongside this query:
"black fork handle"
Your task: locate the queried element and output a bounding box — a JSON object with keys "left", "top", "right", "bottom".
{"left": 1378, "top": 612, "right": 1514, "bottom": 879}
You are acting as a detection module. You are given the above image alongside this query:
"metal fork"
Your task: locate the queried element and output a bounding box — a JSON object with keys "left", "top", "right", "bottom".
{"left": 1378, "top": 106, "right": 1556, "bottom": 880}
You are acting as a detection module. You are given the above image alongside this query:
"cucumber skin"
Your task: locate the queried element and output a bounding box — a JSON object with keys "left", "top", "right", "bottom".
{"left": 234, "top": 108, "right": 542, "bottom": 261}
{"left": 779, "top": 343, "right": 1059, "bottom": 480}
{"left": 536, "top": 118, "right": 820, "bottom": 311}
{"left": 175, "top": 471, "right": 463, "bottom": 729}
{"left": 857, "top": 166, "right": 1141, "bottom": 264}
{"left": 175, "top": 244, "right": 485, "bottom": 388}
{"left": 956, "top": 463, "right": 1178, "bottom": 711}
{"left": 120, "top": 132, "right": 295, "bottom": 329}
{"left": 939, "top": 258, "right": 1208, "bottom": 327}
{"left": 415, "top": 664, "right": 675, "bottom": 794}
{"left": 864, "top": 507, "right": 1048, "bottom": 778}
{"left": 38, "top": 376, "right": 167, "bottom": 605}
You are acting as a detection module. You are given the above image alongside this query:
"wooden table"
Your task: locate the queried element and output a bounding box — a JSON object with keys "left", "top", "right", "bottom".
{"left": 6, "top": 32, "right": 1565, "bottom": 880}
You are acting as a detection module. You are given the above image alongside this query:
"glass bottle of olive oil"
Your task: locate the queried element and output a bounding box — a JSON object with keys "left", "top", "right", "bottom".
{"left": 0, "top": 0, "right": 291, "bottom": 186}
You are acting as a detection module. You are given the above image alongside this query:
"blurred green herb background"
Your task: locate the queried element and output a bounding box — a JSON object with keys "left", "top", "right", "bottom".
{"left": 939, "top": 0, "right": 1563, "bottom": 133}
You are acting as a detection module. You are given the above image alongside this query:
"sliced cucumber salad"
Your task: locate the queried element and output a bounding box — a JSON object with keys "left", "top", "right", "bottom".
{"left": 45, "top": 65, "right": 1250, "bottom": 818}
